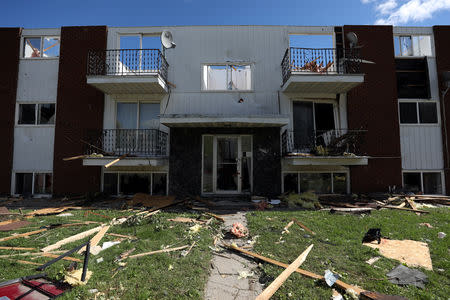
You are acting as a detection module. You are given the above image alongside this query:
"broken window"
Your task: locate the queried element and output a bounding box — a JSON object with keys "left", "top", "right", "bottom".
{"left": 394, "top": 35, "right": 432, "bottom": 57}
{"left": 23, "top": 36, "right": 60, "bottom": 58}
{"left": 293, "top": 101, "right": 335, "bottom": 151}
{"left": 202, "top": 64, "right": 252, "bottom": 91}
{"left": 283, "top": 172, "right": 347, "bottom": 194}
{"left": 202, "top": 136, "right": 214, "bottom": 193}
{"left": 15, "top": 172, "right": 52, "bottom": 195}
{"left": 403, "top": 172, "right": 442, "bottom": 194}
{"left": 18, "top": 104, "right": 36, "bottom": 124}
{"left": 105, "top": 172, "right": 167, "bottom": 195}
{"left": 152, "top": 173, "right": 167, "bottom": 195}
{"left": 38, "top": 104, "right": 56, "bottom": 124}
{"left": 103, "top": 173, "right": 118, "bottom": 195}
{"left": 119, "top": 173, "right": 151, "bottom": 194}
{"left": 395, "top": 58, "right": 430, "bottom": 99}
{"left": 399, "top": 102, "right": 437, "bottom": 124}
{"left": 18, "top": 103, "right": 55, "bottom": 125}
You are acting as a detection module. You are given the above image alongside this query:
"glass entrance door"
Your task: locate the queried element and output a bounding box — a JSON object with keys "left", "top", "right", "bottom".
{"left": 216, "top": 137, "right": 239, "bottom": 192}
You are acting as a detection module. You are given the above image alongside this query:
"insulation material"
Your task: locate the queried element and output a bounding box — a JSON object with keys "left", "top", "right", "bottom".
{"left": 364, "top": 238, "right": 432, "bottom": 270}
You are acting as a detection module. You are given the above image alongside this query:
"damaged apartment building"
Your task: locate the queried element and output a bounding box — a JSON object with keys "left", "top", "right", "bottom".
{"left": 1, "top": 25, "right": 450, "bottom": 198}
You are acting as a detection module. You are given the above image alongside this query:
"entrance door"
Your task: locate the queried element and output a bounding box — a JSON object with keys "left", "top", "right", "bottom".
{"left": 216, "top": 137, "right": 239, "bottom": 192}
{"left": 202, "top": 135, "right": 252, "bottom": 194}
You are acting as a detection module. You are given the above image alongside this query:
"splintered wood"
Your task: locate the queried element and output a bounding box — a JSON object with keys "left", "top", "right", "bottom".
{"left": 77, "top": 225, "right": 110, "bottom": 254}
{"left": 0, "top": 229, "right": 47, "bottom": 242}
{"left": 41, "top": 225, "right": 105, "bottom": 252}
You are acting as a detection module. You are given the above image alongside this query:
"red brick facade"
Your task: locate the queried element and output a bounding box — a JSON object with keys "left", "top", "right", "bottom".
{"left": 343, "top": 25, "right": 403, "bottom": 193}
{"left": 53, "top": 26, "right": 107, "bottom": 195}
{"left": 0, "top": 28, "right": 21, "bottom": 195}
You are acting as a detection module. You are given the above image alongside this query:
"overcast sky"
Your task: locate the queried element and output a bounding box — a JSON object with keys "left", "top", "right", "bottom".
{"left": 1, "top": 0, "right": 449, "bottom": 28}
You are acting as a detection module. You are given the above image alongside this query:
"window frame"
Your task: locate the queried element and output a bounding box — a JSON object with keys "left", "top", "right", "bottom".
{"left": 201, "top": 63, "right": 253, "bottom": 92}
{"left": 16, "top": 102, "right": 56, "bottom": 126}
{"left": 398, "top": 100, "right": 439, "bottom": 125}
{"left": 22, "top": 36, "right": 60, "bottom": 59}
{"left": 102, "top": 171, "right": 169, "bottom": 196}
{"left": 402, "top": 170, "right": 445, "bottom": 195}
{"left": 281, "top": 171, "right": 350, "bottom": 194}
{"left": 393, "top": 35, "right": 433, "bottom": 57}
{"left": 114, "top": 101, "right": 160, "bottom": 130}
{"left": 13, "top": 171, "right": 53, "bottom": 196}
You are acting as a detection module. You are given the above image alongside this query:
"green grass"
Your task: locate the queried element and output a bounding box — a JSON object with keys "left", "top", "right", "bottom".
{"left": 246, "top": 208, "right": 450, "bottom": 300}
{"left": 0, "top": 209, "right": 220, "bottom": 299}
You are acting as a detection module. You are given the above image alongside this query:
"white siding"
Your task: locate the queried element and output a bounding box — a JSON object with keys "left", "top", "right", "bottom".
{"left": 16, "top": 59, "right": 59, "bottom": 102}
{"left": 13, "top": 127, "right": 55, "bottom": 171}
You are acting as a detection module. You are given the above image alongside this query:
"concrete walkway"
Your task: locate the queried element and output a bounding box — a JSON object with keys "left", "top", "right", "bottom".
{"left": 204, "top": 212, "right": 263, "bottom": 300}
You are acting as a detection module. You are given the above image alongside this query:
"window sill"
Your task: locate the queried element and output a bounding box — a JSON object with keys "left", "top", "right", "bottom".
{"left": 20, "top": 57, "right": 59, "bottom": 60}
{"left": 399, "top": 123, "right": 440, "bottom": 126}
{"left": 15, "top": 124, "right": 56, "bottom": 127}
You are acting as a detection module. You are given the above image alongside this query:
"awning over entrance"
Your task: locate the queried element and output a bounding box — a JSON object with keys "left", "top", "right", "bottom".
{"left": 160, "top": 114, "right": 289, "bottom": 127}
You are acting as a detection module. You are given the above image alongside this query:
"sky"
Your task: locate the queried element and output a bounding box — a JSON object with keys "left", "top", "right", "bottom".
{"left": 1, "top": 0, "right": 449, "bottom": 28}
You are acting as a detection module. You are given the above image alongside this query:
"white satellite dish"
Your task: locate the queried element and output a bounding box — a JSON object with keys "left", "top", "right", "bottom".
{"left": 161, "top": 31, "right": 176, "bottom": 49}
{"left": 346, "top": 32, "right": 358, "bottom": 48}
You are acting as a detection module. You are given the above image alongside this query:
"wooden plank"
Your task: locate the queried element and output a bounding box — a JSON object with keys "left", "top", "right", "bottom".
{"left": 0, "top": 229, "right": 47, "bottom": 242}
{"left": 405, "top": 197, "right": 420, "bottom": 215}
{"left": 77, "top": 225, "right": 110, "bottom": 254}
{"left": 167, "top": 217, "right": 206, "bottom": 224}
{"left": 225, "top": 244, "right": 366, "bottom": 295}
{"left": 204, "top": 212, "right": 225, "bottom": 222}
{"left": 0, "top": 246, "right": 36, "bottom": 251}
{"left": 13, "top": 259, "right": 42, "bottom": 266}
{"left": 41, "top": 225, "right": 105, "bottom": 252}
{"left": 42, "top": 253, "right": 82, "bottom": 262}
{"left": 63, "top": 155, "right": 88, "bottom": 161}
{"left": 256, "top": 244, "right": 313, "bottom": 300}
{"left": 0, "top": 219, "right": 19, "bottom": 226}
{"left": 383, "top": 205, "right": 429, "bottom": 214}
{"left": 105, "top": 154, "right": 128, "bottom": 168}
{"left": 128, "top": 245, "right": 189, "bottom": 259}
{"left": 292, "top": 218, "right": 316, "bottom": 235}
{"left": 107, "top": 233, "right": 137, "bottom": 239}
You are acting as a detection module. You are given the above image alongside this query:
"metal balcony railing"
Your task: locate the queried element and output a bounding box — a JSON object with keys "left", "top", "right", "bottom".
{"left": 281, "top": 129, "right": 367, "bottom": 157}
{"left": 281, "top": 47, "right": 361, "bottom": 85}
{"left": 87, "top": 49, "right": 169, "bottom": 82}
{"left": 84, "top": 129, "right": 168, "bottom": 157}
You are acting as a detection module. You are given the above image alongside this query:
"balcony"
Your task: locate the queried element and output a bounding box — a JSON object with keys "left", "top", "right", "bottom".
{"left": 86, "top": 49, "right": 169, "bottom": 95}
{"left": 281, "top": 48, "right": 364, "bottom": 95}
{"left": 82, "top": 129, "right": 168, "bottom": 167}
{"left": 281, "top": 129, "right": 368, "bottom": 166}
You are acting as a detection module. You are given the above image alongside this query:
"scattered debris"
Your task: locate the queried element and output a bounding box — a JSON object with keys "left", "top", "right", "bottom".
{"left": 360, "top": 291, "right": 408, "bottom": 300}
{"left": 128, "top": 245, "right": 189, "bottom": 259}
{"left": 231, "top": 222, "right": 248, "bottom": 238}
{"left": 96, "top": 257, "right": 104, "bottom": 263}
{"left": 205, "top": 212, "right": 225, "bottom": 222}
{"left": 57, "top": 213, "right": 74, "bottom": 217}
{"left": 329, "top": 207, "right": 373, "bottom": 214}
{"left": 78, "top": 225, "right": 110, "bottom": 255}
{"left": 331, "top": 289, "right": 344, "bottom": 300}
{"left": 386, "top": 264, "right": 428, "bottom": 289}
{"left": 324, "top": 269, "right": 340, "bottom": 287}
{"left": 128, "top": 194, "right": 176, "bottom": 210}
{"left": 365, "top": 257, "right": 381, "bottom": 265}
{"left": 0, "top": 220, "right": 31, "bottom": 231}
{"left": 167, "top": 217, "right": 206, "bottom": 224}
{"left": 282, "top": 192, "right": 320, "bottom": 209}
{"left": 0, "top": 246, "right": 36, "bottom": 251}
{"left": 419, "top": 223, "right": 433, "bottom": 228}
{"left": 362, "top": 228, "right": 381, "bottom": 244}
{"left": 0, "top": 228, "right": 47, "bottom": 242}
{"left": 117, "top": 248, "right": 136, "bottom": 261}
{"left": 382, "top": 205, "right": 429, "bottom": 214}
{"left": 292, "top": 218, "right": 316, "bottom": 235}
{"left": 364, "top": 238, "right": 433, "bottom": 270}
{"left": 107, "top": 233, "right": 137, "bottom": 240}
{"left": 255, "top": 244, "right": 313, "bottom": 300}
{"left": 238, "top": 270, "right": 254, "bottom": 279}
{"left": 189, "top": 224, "right": 202, "bottom": 234}
{"left": 181, "top": 242, "right": 196, "bottom": 257}
{"left": 281, "top": 220, "right": 294, "bottom": 235}
{"left": 41, "top": 225, "right": 105, "bottom": 252}
{"left": 437, "top": 232, "right": 446, "bottom": 239}
{"left": 64, "top": 269, "right": 92, "bottom": 286}
{"left": 0, "top": 275, "right": 70, "bottom": 298}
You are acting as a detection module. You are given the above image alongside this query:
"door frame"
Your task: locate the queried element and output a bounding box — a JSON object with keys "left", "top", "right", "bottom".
{"left": 201, "top": 134, "right": 253, "bottom": 195}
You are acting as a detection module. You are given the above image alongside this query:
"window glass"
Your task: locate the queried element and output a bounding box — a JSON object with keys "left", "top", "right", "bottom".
{"left": 283, "top": 173, "right": 298, "bottom": 194}
{"left": 399, "top": 103, "right": 418, "bottom": 124}
{"left": 417, "top": 36, "right": 432, "bottom": 56}
{"left": 38, "top": 104, "right": 56, "bottom": 124}
{"left": 42, "top": 37, "right": 60, "bottom": 57}
{"left": 400, "top": 36, "right": 413, "bottom": 56}
{"left": 202, "top": 136, "right": 213, "bottom": 193}
{"left": 418, "top": 102, "right": 437, "bottom": 124}
{"left": 24, "top": 37, "right": 41, "bottom": 58}
{"left": 333, "top": 173, "right": 347, "bottom": 194}
{"left": 18, "top": 104, "right": 36, "bottom": 124}
{"left": 229, "top": 65, "right": 251, "bottom": 90}
{"left": 203, "top": 65, "right": 251, "bottom": 91}
{"left": 205, "top": 65, "right": 227, "bottom": 90}
{"left": 314, "top": 103, "right": 335, "bottom": 131}
{"left": 104, "top": 173, "right": 118, "bottom": 195}
{"left": 394, "top": 36, "right": 401, "bottom": 56}
{"left": 403, "top": 172, "right": 421, "bottom": 193}
{"left": 15, "top": 173, "right": 33, "bottom": 195}
{"left": 300, "top": 173, "right": 332, "bottom": 194}
{"left": 423, "top": 172, "right": 442, "bottom": 194}
{"left": 152, "top": 173, "right": 167, "bottom": 195}
{"left": 293, "top": 101, "right": 314, "bottom": 151}
{"left": 139, "top": 103, "right": 159, "bottom": 129}
{"left": 116, "top": 103, "right": 137, "bottom": 129}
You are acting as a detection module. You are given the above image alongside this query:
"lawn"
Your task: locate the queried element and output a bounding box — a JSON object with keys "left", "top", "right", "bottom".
{"left": 246, "top": 208, "right": 450, "bottom": 300}
{"left": 0, "top": 209, "right": 220, "bottom": 299}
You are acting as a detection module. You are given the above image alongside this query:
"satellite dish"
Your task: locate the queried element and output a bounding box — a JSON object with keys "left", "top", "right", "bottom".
{"left": 346, "top": 32, "right": 358, "bottom": 48}
{"left": 161, "top": 31, "right": 176, "bottom": 49}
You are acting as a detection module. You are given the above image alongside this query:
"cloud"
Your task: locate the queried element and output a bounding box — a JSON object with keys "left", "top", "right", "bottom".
{"left": 362, "top": 0, "right": 450, "bottom": 25}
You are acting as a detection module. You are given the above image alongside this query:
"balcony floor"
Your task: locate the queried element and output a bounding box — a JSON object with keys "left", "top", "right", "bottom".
{"left": 283, "top": 155, "right": 369, "bottom": 166}
{"left": 83, "top": 156, "right": 168, "bottom": 167}
{"left": 282, "top": 73, "right": 364, "bottom": 95}
{"left": 87, "top": 74, "right": 168, "bottom": 95}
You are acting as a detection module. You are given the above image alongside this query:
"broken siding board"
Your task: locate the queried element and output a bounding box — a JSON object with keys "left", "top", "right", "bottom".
{"left": 41, "top": 225, "right": 105, "bottom": 252}
{"left": 128, "top": 245, "right": 189, "bottom": 259}
{"left": 0, "top": 229, "right": 47, "bottom": 242}
{"left": 77, "top": 225, "right": 110, "bottom": 254}
{"left": 0, "top": 246, "right": 36, "bottom": 251}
